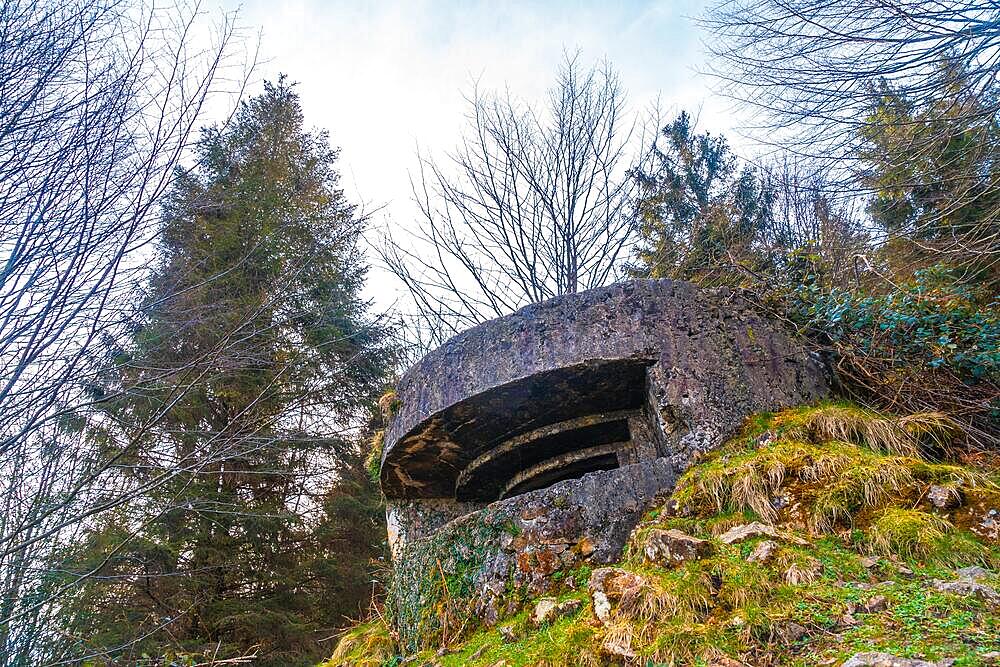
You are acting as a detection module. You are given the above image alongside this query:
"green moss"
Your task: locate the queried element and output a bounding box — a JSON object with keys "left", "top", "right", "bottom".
{"left": 386, "top": 506, "right": 520, "bottom": 653}
{"left": 365, "top": 430, "right": 385, "bottom": 485}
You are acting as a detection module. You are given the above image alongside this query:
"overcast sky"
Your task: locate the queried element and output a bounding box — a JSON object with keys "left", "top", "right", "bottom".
{"left": 222, "top": 0, "right": 738, "bottom": 303}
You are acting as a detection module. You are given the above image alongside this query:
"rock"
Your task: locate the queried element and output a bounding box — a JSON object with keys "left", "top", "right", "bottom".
{"left": 498, "top": 625, "right": 517, "bottom": 643}
{"left": 784, "top": 558, "right": 822, "bottom": 585}
{"left": 860, "top": 556, "right": 879, "bottom": 569}
{"left": 861, "top": 594, "right": 888, "bottom": 614}
{"left": 531, "top": 598, "right": 559, "bottom": 626}
{"left": 592, "top": 591, "right": 611, "bottom": 623}
{"left": 588, "top": 567, "right": 647, "bottom": 625}
{"left": 932, "top": 578, "right": 1000, "bottom": 607}
{"left": 718, "top": 521, "right": 808, "bottom": 546}
{"left": 531, "top": 597, "right": 582, "bottom": 626}
{"left": 772, "top": 494, "right": 791, "bottom": 510}
{"left": 747, "top": 539, "right": 778, "bottom": 564}
{"left": 927, "top": 485, "right": 963, "bottom": 510}
{"left": 588, "top": 567, "right": 645, "bottom": 597}
{"left": 955, "top": 565, "right": 991, "bottom": 582}
{"left": 978, "top": 508, "right": 1000, "bottom": 541}
{"left": 719, "top": 522, "right": 779, "bottom": 544}
{"left": 602, "top": 637, "right": 637, "bottom": 659}
{"left": 775, "top": 621, "right": 808, "bottom": 643}
{"left": 841, "top": 652, "right": 954, "bottom": 666}
{"left": 643, "top": 528, "right": 714, "bottom": 565}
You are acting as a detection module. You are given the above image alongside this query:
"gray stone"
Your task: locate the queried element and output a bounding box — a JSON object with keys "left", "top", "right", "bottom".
{"left": 643, "top": 528, "right": 713, "bottom": 565}
{"left": 719, "top": 522, "right": 780, "bottom": 544}
{"left": 531, "top": 597, "right": 581, "bottom": 627}
{"left": 841, "top": 653, "right": 954, "bottom": 667}
{"left": 592, "top": 591, "right": 611, "bottom": 624}
{"left": 747, "top": 539, "right": 778, "bottom": 564}
{"left": 928, "top": 484, "right": 963, "bottom": 510}
{"left": 932, "top": 578, "right": 1000, "bottom": 607}
{"left": 956, "top": 565, "right": 991, "bottom": 582}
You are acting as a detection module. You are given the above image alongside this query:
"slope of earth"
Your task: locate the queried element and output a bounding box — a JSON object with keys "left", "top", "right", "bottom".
{"left": 322, "top": 402, "right": 1000, "bottom": 667}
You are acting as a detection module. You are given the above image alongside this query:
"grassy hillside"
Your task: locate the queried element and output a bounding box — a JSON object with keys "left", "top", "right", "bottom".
{"left": 323, "top": 403, "right": 1000, "bottom": 666}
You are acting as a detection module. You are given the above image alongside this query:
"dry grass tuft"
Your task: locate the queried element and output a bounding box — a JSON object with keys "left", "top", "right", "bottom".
{"left": 674, "top": 403, "right": 983, "bottom": 534}
{"left": 803, "top": 446, "right": 917, "bottom": 532}
{"left": 325, "top": 618, "right": 396, "bottom": 667}
{"left": 780, "top": 403, "right": 960, "bottom": 457}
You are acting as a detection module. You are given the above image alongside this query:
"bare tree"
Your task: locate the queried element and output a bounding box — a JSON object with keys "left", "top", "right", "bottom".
{"left": 702, "top": 0, "right": 1000, "bottom": 275}
{"left": 381, "top": 55, "right": 644, "bottom": 345}
{"left": 704, "top": 0, "right": 999, "bottom": 155}
{"left": 0, "top": 1, "right": 249, "bottom": 663}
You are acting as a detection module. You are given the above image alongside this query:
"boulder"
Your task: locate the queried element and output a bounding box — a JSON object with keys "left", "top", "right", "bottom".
{"left": 932, "top": 578, "right": 1000, "bottom": 607}
{"left": 719, "top": 522, "right": 808, "bottom": 546}
{"left": 643, "top": 528, "right": 713, "bottom": 565}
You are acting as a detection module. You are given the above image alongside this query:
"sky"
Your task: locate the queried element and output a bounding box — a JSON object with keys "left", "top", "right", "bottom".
{"left": 220, "top": 0, "right": 738, "bottom": 304}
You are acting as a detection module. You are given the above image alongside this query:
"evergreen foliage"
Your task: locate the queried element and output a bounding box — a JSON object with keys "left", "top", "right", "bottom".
{"left": 53, "top": 79, "right": 394, "bottom": 666}
{"left": 632, "top": 111, "right": 774, "bottom": 285}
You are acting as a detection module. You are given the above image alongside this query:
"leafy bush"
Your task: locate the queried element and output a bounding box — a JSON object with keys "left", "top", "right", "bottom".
{"left": 794, "top": 267, "right": 998, "bottom": 381}
{"left": 788, "top": 267, "right": 999, "bottom": 438}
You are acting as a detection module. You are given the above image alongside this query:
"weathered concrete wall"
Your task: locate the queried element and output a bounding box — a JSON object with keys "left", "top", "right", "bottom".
{"left": 388, "top": 458, "right": 679, "bottom": 652}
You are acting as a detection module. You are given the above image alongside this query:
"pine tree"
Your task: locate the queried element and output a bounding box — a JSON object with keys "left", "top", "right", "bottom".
{"left": 55, "top": 78, "right": 393, "bottom": 666}
{"left": 859, "top": 60, "right": 1000, "bottom": 288}
{"left": 632, "top": 111, "right": 774, "bottom": 285}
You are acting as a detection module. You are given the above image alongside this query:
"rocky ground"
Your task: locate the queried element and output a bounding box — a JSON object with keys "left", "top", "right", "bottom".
{"left": 323, "top": 403, "right": 1000, "bottom": 666}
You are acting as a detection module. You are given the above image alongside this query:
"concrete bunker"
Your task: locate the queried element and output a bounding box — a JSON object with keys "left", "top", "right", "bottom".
{"left": 380, "top": 279, "right": 831, "bottom": 560}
